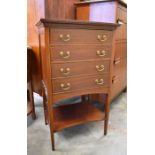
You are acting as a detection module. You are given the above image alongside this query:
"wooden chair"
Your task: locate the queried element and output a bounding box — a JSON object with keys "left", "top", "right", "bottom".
{"left": 27, "top": 46, "right": 36, "bottom": 119}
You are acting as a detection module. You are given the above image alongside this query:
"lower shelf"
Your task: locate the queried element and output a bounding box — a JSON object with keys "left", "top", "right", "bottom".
{"left": 53, "top": 101, "right": 105, "bottom": 132}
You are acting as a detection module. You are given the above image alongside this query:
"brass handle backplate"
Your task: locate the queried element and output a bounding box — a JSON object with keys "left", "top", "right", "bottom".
{"left": 97, "top": 34, "right": 107, "bottom": 42}
{"left": 60, "top": 83, "right": 71, "bottom": 91}
{"left": 96, "top": 50, "right": 106, "bottom": 57}
{"left": 117, "top": 19, "right": 124, "bottom": 25}
{"left": 95, "top": 79, "right": 104, "bottom": 85}
{"left": 59, "top": 34, "right": 70, "bottom": 42}
{"left": 59, "top": 51, "right": 70, "bottom": 59}
{"left": 60, "top": 68, "right": 70, "bottom": 76}
{"left": 96, "top": 65, "right": 105, "bottom": 72}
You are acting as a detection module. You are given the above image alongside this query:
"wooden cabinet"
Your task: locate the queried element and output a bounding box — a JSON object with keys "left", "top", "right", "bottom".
{"left": 27, "top": 0, "right": 78, "bottom": 93}
{"left": 37, "top": 19, "right": 118, "bottom": 150}
{"left": 75, "top": 0, "right": 127, "bottom": 100}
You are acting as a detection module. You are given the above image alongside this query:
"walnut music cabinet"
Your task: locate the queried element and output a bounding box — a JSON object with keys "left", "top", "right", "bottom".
{"left": 75, "top": 0, "right": 127, "bottom": 100}
{"left": 36, "top": 19, "right": 118, "bottom": 150}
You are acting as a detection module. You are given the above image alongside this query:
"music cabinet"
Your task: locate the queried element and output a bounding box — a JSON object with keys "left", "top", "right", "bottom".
{"left": 36, "top": 19, "right": 118, "bottom": 150}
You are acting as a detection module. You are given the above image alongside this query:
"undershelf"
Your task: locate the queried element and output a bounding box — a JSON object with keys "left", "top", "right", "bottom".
{"left": 53, "top": 101, "right": 105, "bottom": 132}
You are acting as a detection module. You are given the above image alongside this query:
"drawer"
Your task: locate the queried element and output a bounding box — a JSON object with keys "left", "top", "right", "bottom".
{"left": 115, "top": 23, "right": 126, "bottom": 40}
{"left": 113, "top": 58, "right": 127, "bottom": 76}
{"left": 111, "top": 58, "right": 127, "bottom": 99}
{"left": 52, "top": 60, "right": 110, "bottom": 78}
{"left": 117, "top": 5, "right": 127, "bottom": 24}
{"left": 111, "top": 73, "right": 126, "bottom": 99}
{"left": 50, "top": 44, "right": 112, "bottom": 61}
{"left": 52, "top": 74, "right": 109, "bottom": 93}
{"left": 112, "top": 71, "right": 127, "bottom": 86}
{"left": 50, "top": 28, "right": 113, "bottom": 44}
{"left": 114, "top": 40, "right": 127, "bottom": 59}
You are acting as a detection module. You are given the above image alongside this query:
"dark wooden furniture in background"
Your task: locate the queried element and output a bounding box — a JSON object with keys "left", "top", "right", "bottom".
{"left": 27, "top": 0, "right": 79, "bottom": 94}
{"left": 27, "top": 47, "right": 36, "bottom": 119}
{"left": 37, "top": 19, "right": 118, "bottom": 150}
{"left": 75, "top": 0, "right": 127, "bottom": 100}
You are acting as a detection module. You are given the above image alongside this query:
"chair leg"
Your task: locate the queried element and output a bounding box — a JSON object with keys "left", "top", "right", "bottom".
{"left": 29, "top": 82, "right": 36, "bottom": 120}
{"left": 104, "top": 118, "right": 108, "bottom": 135}
{"left": 104, "top": 94, "right": 110, "bottom": 135}
{"left": 123, "top": 87, "right": 127, "bottom": 93}
{"left": 48, "top": 108, "right": 55, "bottom": 150}
{"left": 51, "top": 131, "right": 55, "bottom": 151}
{"left": 31, "top": 109, "right": 36, "bottom": 120}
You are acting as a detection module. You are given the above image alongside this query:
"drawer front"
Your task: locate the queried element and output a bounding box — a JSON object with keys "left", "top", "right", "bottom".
{"left": 52, "top": 74, "right": 109, "bottom": 93}
{"left": 50, "top": 29, "right": 113, "bottom": 44}
{"left": 50, "top": 44, "right": 112, "bottom": 61}
{"left": 111, "top": 58, "right": 127, "bottom": 99}
{"left": 113, "top": 58, "right": 127, "bottom": 76}
{"left": 115, "top": 23, "right": 127, "bottom": 40}
{"left": 111, "top": 73, "right": 126, "bottom": 99}
{"left": 51, "top": 60, "right": 110, "bottom": 78}
{"left": 117, "top": 5, "right": 127, "bottom": 23}
{"left": 112, "top": 69, "right": 127, "bottom": 87}
{"left": 114, "top": 40, "right": 127, "bottom": 60}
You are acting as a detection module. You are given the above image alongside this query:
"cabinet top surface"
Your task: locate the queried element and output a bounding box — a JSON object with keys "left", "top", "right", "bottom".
{"left": 36, "top": 18, "right": 119, "bottom": 30}
{"left": 75, "top": 0, "right": 127, "bottom": 7}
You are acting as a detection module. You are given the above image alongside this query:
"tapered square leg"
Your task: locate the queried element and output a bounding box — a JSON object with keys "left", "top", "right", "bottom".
{"left": 47, "top": 91, "right": 55, "bottom": 151}
{"left": 104, "top": 119, "right": 108, "bottom": 135}
{"left": 51, "top": 132, "right": 55, "bottom": 151}
{"left": 48, "top": 112, "right": 55, "bottom": 151}
{"left": 31, "top": 109, "right": 36, "bottom": 120}
{"left": 123, "top": 87, "right": 127, "bottom": 93}
{"left": 28, "top": 81, "right": 36, "bottom": 120}
{"left": 104, "top": 94, "right": 110, "bottom": 136}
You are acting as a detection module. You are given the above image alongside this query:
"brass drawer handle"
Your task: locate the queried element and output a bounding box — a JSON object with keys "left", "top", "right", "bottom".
{"left": 95, "top": 79, "right": 104, "bottom": 85}
{"left": 60, "top": 83, "right": 71, "bottom": 91}
{"left": 97, "top": 34, "right": 107, "bottom": 42}
{"left": 59, "top": 51, "right": 70, "bottom": 59}
{"left": 117, "top": 19, "right": 124, "bottom": 25}
{"left": 112, "top": 76, "right": 119, "bottom": 84}
{"left": 59, "top": 34, "right": 70, "bottom": 42}
{"left": 114, "top": 58, "right": 121, "bottom": 65}
{"left": 96, "top": 65, "right": 105, "bottom": 72}
{"left": 96, "top": 50, "right": 106, "bottom": 57}
{"left": 60, "top": 68, "right": 70, "bottom": 76}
